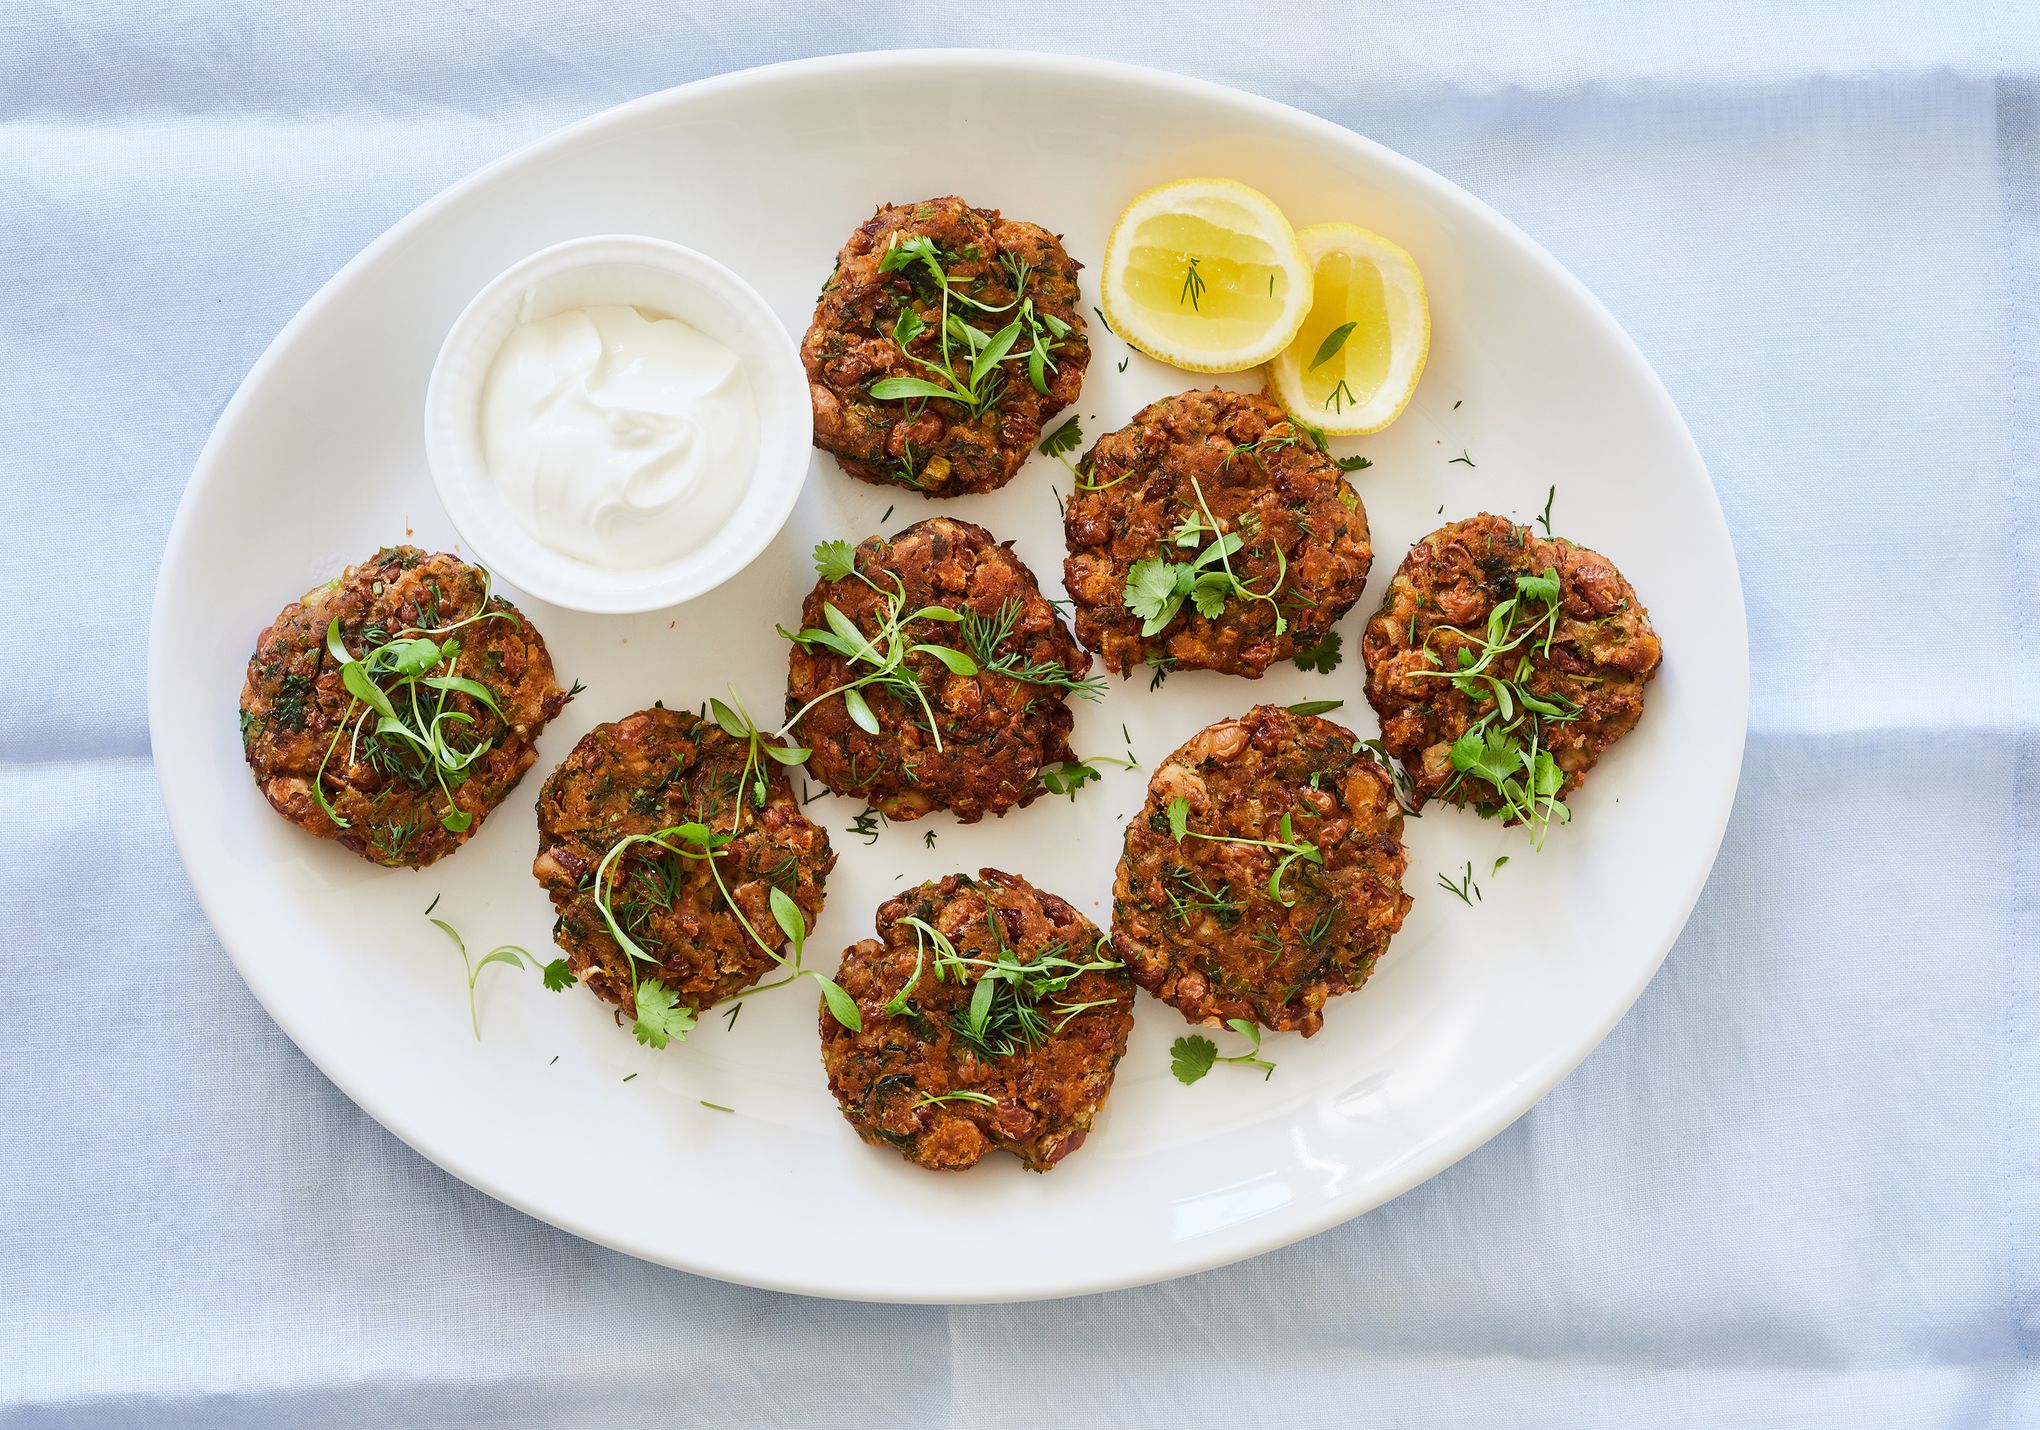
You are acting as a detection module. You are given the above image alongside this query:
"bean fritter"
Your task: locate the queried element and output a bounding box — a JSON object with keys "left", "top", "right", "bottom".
{"left": 802, "top": 196, "right": 1088, "bottom": 495}
{"left": 1113, "top": 705, "right": 1411, "bottom": 1037}
{"left": 1063, "top": 389, "right": 1373, "bottom": 678}
{"left": 532, "top": 706, "right": 835, "bottom": 1019}
{"left": 1361, "top": 513, "right": 1663, "bottom": 818}
{"left": 821, "top": 869, "right": 1134, "bottom": 1172}
{"left": 238, "top": 545, "right": 569, "bottom": 869}
{"left": 783, "top": 517, "right": 1095, "bottom": 823}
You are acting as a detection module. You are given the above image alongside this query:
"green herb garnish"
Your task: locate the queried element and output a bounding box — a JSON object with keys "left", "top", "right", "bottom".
{"left": 588, "top": 699, "right": 849, "bottom": 1051}
{"left": 1170, "top": 1019, "right": 1276, "bottom": 1084}
{"left": 915, "top": 1089, "right": 997, "bottom": 1109}
{"left": 428, "top": 916, "right": 551, "bottom": 1041}
{"left": 778, "top": 543, "right": 979, "bottom": 754}
{"left": 1165, "top": 796, "right": 1321, "bottom": 907}
{"left": 1291, "top": 629, "right": 1342, "bottom": 674}
{"left": 896, "top": 907, "right": 1123, "bottom": 1059}
{"left": 1038, "top": 415, "right": 1083, "bottom": 460}
{"left": 311, "top": 571, "right": 515, "bottom": 836}
{"left": 960, "top": 598, "right": 1107, "bottom": 699}
{"left": 1122, "top": 476, "right": 1288, "bottom": 638}
{"left": 1308, "top": 321, "right": 1357, "bottom": 371}
{"left": 1409, "top": 566, "right": 1575, "bottom": 844}
{"left": 1037, "top": 751, "right": 1137, "bottom": 802}
{"left": 868, "top": 234, "right": 1067, "bottom": 419}
{"left": 1436, "top": 862, "right": 1480, "bottom": 906}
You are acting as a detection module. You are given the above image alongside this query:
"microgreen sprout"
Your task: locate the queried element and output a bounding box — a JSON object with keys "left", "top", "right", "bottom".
{"left": 890, "top": 905, "right": 1122, "bottom": 1059}
{"left": 915, "top": 1089, "right": 997, "bottom": 1109}
{"left": 311, "top": 570, "right": 515, "bottom": 836}
{"left": 777, "top": 541, "right": 978, "bottom": 754}
{"left": 429, "top": 915, "right": 566, "bottom": 1041}
{"left": 1408, "top": 563, "right": 1578, "bottom": 844}
{"left": 588, "top": 697, "right": 848, "bottom": 1051}
{"left": 1165, "top": 796, "right": 1322, "bottom": 907}
{"left": 866, "top": 234, "right": 1067, "bottom": 420}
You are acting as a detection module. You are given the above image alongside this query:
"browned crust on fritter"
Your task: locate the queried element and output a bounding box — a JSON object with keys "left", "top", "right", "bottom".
{"left": 1360, "top": 513, "right": 1663, "bottom": 811}
{"left": 801, "top": 196, "right": 1088, "bottom": 495}
{"left": 784, "top": 516, "right": 1090, "bottom": 823}
{"left": 1063, "top": 389, "right": 1373, "bottom": 678}
{"left": 820, "top": 869, "right": 1134, "bottom": 1172}
{"left": 237, "top": 545, "right": 568, "bottom": 869}
{"left": 1112, "top": 705, "right": 1411, "bottom": 1037}
{"left": 531, "top": 707, "right": 835, "bottom": 1017}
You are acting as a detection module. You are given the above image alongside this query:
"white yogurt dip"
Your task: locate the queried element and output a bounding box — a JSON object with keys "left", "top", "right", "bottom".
{"left": 478, "top": 302, "right": 756, "bottom": 570}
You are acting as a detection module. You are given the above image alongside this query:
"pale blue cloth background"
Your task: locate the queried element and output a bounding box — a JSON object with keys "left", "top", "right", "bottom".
{"left": 2, "top": 1, "right": 2036, "bottom": 1425}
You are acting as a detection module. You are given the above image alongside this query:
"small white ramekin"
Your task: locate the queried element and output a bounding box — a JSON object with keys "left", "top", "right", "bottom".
{"left": 423, "top": 235, "right": 811, "bottom": 614}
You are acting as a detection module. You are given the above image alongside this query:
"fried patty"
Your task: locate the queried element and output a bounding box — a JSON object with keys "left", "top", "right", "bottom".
{"left": 783, "top": 516, "right": 1094, "bottom": 823}
{"left": 820, "top": 869, "right": 1134, "bottom": 1172}
{"left": 1361, "top": 514, "right": 1663, "bottom": 815}
{"left": 802, "top": 196, "right": 1088, "bottom": 495}
{"left": 532, "top": 706, "right": 835, "bottom": 1019}
{"left": 238, "top": 545, "right": 568, "bottom": 869}
{"left": 1113, "top": 704, "right": 1411, "bottom": 1037}
{"left": 1063, "top": 389, "right": 1374, "bottom": 678}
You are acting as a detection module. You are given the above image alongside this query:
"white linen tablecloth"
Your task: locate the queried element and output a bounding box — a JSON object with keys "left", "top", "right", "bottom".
{"left": 2, "top": 2, "right": 2035, "bottom": 1424}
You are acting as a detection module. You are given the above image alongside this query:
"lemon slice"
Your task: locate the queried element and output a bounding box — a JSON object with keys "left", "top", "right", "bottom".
{"left": 1100, "top": 178, "right": 1312, "bottom": 372}
{"left": 1265, "top": 222, "right": 1430, "bottom": 435}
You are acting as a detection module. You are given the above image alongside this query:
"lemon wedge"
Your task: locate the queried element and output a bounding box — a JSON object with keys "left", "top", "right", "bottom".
{"left": 1100, "top": 178, "right": 1312, "bottom": 372}
{"left": 1265, "top": 222, "right": 1429, "bottom": 435}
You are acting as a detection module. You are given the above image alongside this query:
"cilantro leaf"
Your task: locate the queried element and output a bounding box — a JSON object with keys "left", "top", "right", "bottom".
{"left": 1174, "top": 1021, "right": 1278, "bottom": 1084}
{"left": 812, "top": 540, "right": 857, "bottom": 582}
{"left": 1166, "top": 795, "right": 1190, "bottom": 842}
{"left": 1039, "top": 415, "right": 1083, "bottom": 459}
{"left": 1291, "top": 629, "right": 1343, "bottom": 674}
{"left": 878, "top": 232, "right": 940, "bottom": 275}
{"left": 1450, "top": 724, "right": 1521, "bottom": 789}
{"left": 1170, "top": 1034, "right": 1218, "bottom": 1085}
{"left": 1189, "top": 571, "right": 1232, "bottom": 619}
{"left": 1516, "top": 566, "right": 1562, "bottom": 607}
{"left": 1125, "top": 557, "right": 1190, "bottom": 635}
{"left": 1039, "top": 759, "right": 1101, "bottom": 800}
{"left": 1332, "top": 453, "right": 1373, "bottom": 472}
{"left": 541, "top": 958, "right": 575, "bottom": 993}
{"left": 631, "top": 979, "right": 697, "bottom": 1050}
